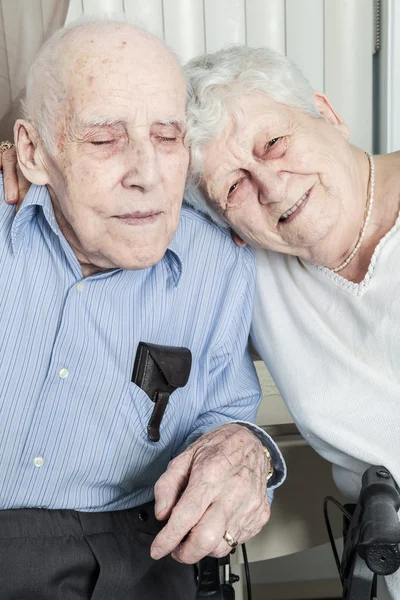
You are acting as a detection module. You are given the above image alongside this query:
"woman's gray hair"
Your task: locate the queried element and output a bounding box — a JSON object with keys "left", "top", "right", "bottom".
{"left": 184, "top": 44, "right": 321, "bottom": 187}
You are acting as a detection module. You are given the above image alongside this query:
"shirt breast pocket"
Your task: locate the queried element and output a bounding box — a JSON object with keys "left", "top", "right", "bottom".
{"left": 119, "top": 382, "right": 185, "bottom": 448}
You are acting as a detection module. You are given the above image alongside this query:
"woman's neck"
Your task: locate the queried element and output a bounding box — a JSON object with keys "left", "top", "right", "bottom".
{"left": 335, "top": 151, "right": 400, "bottom": 283}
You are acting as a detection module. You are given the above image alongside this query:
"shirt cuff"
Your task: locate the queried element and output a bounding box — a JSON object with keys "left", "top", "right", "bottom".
{"left": 232, "top": 421, "right": 286, "bottom": 490}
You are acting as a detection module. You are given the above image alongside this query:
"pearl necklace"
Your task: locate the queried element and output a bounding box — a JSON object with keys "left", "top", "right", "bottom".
{"left": 331, "top": 152, "right": 375, "bottom": 273}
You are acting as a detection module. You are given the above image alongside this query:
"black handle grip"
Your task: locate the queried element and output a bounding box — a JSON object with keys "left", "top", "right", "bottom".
{"left": 358, "top": 467, "right": 400, "bottom": 575}
{"left": 196, "top": 556, "right": 224, "bottom": 598}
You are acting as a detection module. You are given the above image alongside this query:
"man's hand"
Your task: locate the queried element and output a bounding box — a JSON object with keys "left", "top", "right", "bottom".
{"left": 151, "top": 423, "right": 271, "bottom": 564}
{"left": 0, "top": 145, "right": 30, "bottom": 207}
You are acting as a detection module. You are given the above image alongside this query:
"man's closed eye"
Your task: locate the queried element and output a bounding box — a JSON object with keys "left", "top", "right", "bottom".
{"left": 91, "top": 140, "right": 115, "bottom": 146}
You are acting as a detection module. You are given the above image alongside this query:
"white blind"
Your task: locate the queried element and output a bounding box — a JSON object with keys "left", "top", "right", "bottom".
{"left": 0, "top": 0, "right": 373, "bottom": 149}
{"left": 65, "top": 0, "right": 373, "bottom": 152}
{"left": 378, "top": 0, "right": 400, "bottom": 153}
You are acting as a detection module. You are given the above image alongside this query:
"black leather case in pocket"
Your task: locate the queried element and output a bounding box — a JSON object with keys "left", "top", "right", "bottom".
{"left": 131, "top": 343, "right": 192, "bottom": 442}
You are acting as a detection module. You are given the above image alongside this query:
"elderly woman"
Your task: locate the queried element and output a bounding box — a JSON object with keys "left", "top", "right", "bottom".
{"left": 2, "top": 44, "right": 399, "bottom": 598}
{"left": 183, "top": 45, "right": 399, "bottom": 599}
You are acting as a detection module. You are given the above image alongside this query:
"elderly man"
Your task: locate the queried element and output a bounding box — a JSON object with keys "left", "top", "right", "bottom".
{"left": 0, "top": 19, "right": 285, "bottom": 600}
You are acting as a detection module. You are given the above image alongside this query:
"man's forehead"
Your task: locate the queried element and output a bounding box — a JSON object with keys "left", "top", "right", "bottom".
{"left": 70, "top": 71, "right": 185, "bottom": 101}
{"left": 67, "top": 79, "right": 186, "bottom": 131}
{"left": 65, "top": 40, "right": 186, "bottom": 113}
{"left": 68, "top": 27, "right": 178, "bottom": 71}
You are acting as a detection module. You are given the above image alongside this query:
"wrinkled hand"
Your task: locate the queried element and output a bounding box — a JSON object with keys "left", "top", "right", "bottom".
{"left": 151, "top": 423, "right": 271, "bottom": 564}
{"left": 0, "top": 145, "right": 30, "bottom": 208}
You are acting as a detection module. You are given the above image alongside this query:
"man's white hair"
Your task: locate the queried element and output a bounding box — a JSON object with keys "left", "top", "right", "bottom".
{"left": 22, "top": 16, "right": 171, "bottom": 155}
{"left": 183, "top": 44, "right": 321, "bottom": 221}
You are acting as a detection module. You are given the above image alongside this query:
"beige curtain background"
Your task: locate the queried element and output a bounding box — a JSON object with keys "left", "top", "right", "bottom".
{"left": 0, "top": 0, "right": 69, "bottom": 140}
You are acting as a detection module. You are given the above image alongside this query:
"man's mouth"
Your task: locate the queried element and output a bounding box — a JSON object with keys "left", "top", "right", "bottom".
{"left": 278, "top": 188, "right": 312, "bottom": 224}
{"left": 115, "top": 211, "right": 162, "bottom": 225}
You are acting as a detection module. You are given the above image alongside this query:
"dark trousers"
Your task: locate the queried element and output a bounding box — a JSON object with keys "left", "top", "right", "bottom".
{"left": 0, "top": 502, "right": 197, "bottom": 599}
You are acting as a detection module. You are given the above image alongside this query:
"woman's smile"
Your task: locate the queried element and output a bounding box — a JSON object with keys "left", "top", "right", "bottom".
{"left": 278, "top": 186, "right": 312, "bottom": 227}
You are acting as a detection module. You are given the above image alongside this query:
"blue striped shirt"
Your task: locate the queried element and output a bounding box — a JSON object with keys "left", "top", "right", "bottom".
{"left": 0, "top": 174, "right": 284, "bottom": 511}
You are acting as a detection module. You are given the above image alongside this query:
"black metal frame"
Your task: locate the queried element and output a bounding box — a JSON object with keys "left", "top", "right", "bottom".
{"left": 196, "top": 467, "right": 400, "bottom": 600}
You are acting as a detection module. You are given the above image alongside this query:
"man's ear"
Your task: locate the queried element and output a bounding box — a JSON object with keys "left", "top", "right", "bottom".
{"left": 313, "top": 92, "right": 350, "bottom": 140}
{"left": 232, "top": 231, "right": 247, "bottom": 247}
{"left": 14, "top": 120, "right": 50, "bottom": 186}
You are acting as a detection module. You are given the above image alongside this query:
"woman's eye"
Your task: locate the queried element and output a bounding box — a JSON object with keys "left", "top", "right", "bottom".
{"left": 266, "top": 137, "right": 280, "bottom": 151}
{"left": 158, "top": 136, "right": 177, "bottom": 143}
{"left": 228, "top": 182, "right": 239, "bottom": 197}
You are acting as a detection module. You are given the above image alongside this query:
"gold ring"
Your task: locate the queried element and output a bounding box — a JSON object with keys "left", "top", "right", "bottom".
{"left": 223, "top": 530, "right": 238, "bottom": 548}
{"left": 0, "top": 141, "right": 14, "bottom": 152}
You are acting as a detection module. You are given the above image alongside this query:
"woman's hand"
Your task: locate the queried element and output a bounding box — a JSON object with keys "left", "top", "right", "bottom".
{"left": 0, "top": 145, "right": 31, "bottom": 208}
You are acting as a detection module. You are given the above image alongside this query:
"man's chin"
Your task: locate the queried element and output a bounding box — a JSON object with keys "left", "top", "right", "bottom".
{"left": 110, "top": 248, "right": 167, "bottom": 271}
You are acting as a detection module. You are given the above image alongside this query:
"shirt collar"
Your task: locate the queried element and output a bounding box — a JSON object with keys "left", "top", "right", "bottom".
{"left": 11, "top": 183, "right": 62, "bottom": 254}
{"left": 11, "top": 183, "right": 184, "bottom": 287}
{"left": 164, "top": 230, "right": 183, "bottom": 288}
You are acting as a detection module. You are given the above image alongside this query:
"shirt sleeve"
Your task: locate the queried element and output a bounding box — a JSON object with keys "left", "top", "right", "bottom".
{"left": 174, "top": 247, "right": 286, "bottom": 492}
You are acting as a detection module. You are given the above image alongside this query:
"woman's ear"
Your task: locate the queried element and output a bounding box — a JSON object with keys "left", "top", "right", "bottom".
{"left": 14, "top": 120, "right": 50, "bottom": 186}
{"left": 313, "top": 92, "right": 350, "bottom": 140}
{"left": 232, "top": 231, "right": 247, "bottom": 247}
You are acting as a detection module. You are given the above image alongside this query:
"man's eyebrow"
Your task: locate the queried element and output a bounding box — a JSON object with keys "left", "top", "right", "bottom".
{"left": 154, "top": 118, "right": 186, "bottom": 132}
{"left": 78, "top": 117, "right": 186, "bottom": 132}
{"left": 79, "top": 117, "right": 124, "bottom": 128}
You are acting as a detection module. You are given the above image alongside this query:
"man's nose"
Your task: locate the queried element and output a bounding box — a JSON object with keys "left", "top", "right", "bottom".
{"left": 122, "top": 141, "right": 161, "bottom": 191}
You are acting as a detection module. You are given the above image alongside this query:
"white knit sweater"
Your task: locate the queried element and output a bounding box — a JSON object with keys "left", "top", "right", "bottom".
{"left": 251, "top": 218, "right": 400, "bottom": 599}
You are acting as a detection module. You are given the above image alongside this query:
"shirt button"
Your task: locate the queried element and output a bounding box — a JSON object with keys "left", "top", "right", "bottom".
{"left": 76, "top": 283, "right": 85, "bottom": 292}
{"left": 34, "top": 456, "right": 44, "bottom": 468}
{"left": 59, "top": 368, "right": 69, "bottom": 379}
